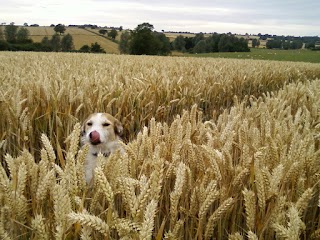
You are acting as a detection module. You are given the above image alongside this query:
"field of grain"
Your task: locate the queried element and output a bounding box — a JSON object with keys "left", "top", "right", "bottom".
{"left": 0, "top": 52, "right": 320, "bottom": 239}
{"left": 0, "top": 26, "right": 120, "bottom": 53}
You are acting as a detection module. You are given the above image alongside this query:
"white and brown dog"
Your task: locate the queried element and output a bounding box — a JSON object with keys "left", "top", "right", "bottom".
{"left": 81, "top": 113, "right": 123, "bottom": 184}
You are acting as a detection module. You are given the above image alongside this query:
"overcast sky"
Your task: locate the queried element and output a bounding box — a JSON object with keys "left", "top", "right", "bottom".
{"left": 1, "top": 0, "right": 319, "bottom": 36}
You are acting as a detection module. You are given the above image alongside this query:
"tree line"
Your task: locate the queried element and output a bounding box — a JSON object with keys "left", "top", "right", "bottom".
{"left": 118, "top": 23, "right": 250, "bottom": 55}
{"left": 171, "top": 33, "right": 250, "bottom": 53}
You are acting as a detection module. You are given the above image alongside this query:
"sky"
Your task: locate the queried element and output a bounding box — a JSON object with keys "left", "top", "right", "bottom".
{"left": 1, "top": 0, "right": 319, "bottom": 36}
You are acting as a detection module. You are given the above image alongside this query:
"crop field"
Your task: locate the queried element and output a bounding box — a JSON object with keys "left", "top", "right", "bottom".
{"left": 187, "top": 48, "right": 320, "bottom": 63}
{"left": 1, "top": 51, "right": 320, "bottom": 239}
{"left": 0, "top": 26, "right": 120, "bottom": 53}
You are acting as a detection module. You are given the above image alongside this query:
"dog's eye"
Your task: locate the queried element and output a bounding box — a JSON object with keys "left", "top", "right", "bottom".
{"left": 102, "top": 123, "right": 110, "bottom": 127}
{"left": 87, "top": 122, "right": 93, "bottom": 126}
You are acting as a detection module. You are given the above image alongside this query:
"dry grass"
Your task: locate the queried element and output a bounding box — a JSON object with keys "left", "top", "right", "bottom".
{"left": 0, "top": 51, "right": 320, "bottom": 239}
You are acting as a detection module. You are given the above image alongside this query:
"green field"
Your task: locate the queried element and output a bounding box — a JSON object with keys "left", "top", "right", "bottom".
{"left": 185, "top": 48, "right": 320, "bottom": 63}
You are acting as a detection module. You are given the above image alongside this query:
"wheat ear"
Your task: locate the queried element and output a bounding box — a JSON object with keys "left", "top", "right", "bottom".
{"left": 68, "top": 212, "right": 110, "bottom": 236}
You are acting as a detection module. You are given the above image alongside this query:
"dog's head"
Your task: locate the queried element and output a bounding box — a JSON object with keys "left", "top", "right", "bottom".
{"left": 81, "top": 113, "right": 123, "bottom": 146}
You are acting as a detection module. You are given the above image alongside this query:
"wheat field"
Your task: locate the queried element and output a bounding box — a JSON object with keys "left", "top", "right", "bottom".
{"left": 0, "top": 51, "right": 320, "bottom": 239}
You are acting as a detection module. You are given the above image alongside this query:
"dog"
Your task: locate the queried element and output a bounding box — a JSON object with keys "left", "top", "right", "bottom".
{"left": 81, "top": 113, "right": 123, "bottom": 185}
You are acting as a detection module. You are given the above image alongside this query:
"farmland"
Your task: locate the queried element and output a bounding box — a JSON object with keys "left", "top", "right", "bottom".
{"left": 187, "top": 48, "right": 320, "bottom": 63}
{"left": 1, "top": 52, "right": 320, "bottom": 239}
{"left": 0, "top": 26, "right": 121, "bottom": 53}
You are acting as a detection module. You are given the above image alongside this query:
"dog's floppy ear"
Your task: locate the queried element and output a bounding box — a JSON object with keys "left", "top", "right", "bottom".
{"left": 114, "top": 119, "right": 123, "bottom": 136}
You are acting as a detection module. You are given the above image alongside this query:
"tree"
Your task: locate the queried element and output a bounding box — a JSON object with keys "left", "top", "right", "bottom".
{"left": 0, "top": 40, "right": 9, "bottom": 50}
{"left": 61, "top": 33, "right": 74, "bottom": 51}
{"left": 119, "top": 26, "right": 123, "bottom": 31}
{"left": 90, "top": 42, "right": 106, "bottom": 53}
{"left": 129, "top": 22, "right": 170, "bottom": 55}
{"left": 153, "top": 32, "right": 171, "bottom": 55}
{"left": 256, "top": 39, "right": 260, "bottom": 48}
{"left": 193, "top": 40, "right": 207, "bottom": 53}
{"left": 79, "top": 44, "right": 90, "bottom": 52}
{"left": 173, "top": 35, "right": 186, "bottom": 52}
{"left": 54, "top": 24, "right": 66, "bottom": 35}
{"left": 50, "top": 34, "right": 61, "bottom": 51}
{"left": 99, "top": 29, "right": 108, "bottom": 35}
{"left": 17, "top": 27, "right": 31, "bottom": 43}
{"left": 252, "top": 38, "right": 258, "bottom": 48}
{"left": 119, "top": 30, "right": 131, "bottom": 54}
{"left": 130, "top": 23, "right": 156, "bottom": 55}
{"left": 184, "top": 37, "right": 195, "bottom": 51}
{"left": 290, "top": 40, "right": 303, "bottom": 49}
{"left": 108, "top": 29, "right": 118, "bottom": 40}
{"left": 4, "top": 23, "right": 18, "bottom": 43}
{"left": 193, "top": 33, "right": 205, "bottom": 46}
{"left": 0, "top": 28, "right": 4, "bottom": 41}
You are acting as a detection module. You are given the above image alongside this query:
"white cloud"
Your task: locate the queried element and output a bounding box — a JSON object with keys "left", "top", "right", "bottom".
{"left": 0, "top": 0, "right": 319, "bottom": 36}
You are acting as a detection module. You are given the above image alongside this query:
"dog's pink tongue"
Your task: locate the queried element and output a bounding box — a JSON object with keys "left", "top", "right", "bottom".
{"left": 90, "top": 131, "right": 101, "bottom": 144}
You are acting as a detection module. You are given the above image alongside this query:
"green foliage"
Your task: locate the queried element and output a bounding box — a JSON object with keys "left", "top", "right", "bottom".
{"left": 193, "top": 40, "right": 207, "bottom": 53}
{"left": 129, "top": 22, "right": 171, "bottom": 55}
{"left": 119, "top": 30, "right": 131, "bottom": 54}
{"left": 252, "top": 39, "right": 260, "bottom": 48}
{"left": 173, "top": 35, "right": 186, "bottom": 52}
{"left": 16, "top": 27, "right": 32, "bottom": 44}
{"left": 267, "top": 39, "right": 303, "bottom": 50}
{"left": 108, "top": 29, "right": 118, "bottom": 40}
{"left": 50, "top": 34, "right": 61, "bottom": 52}
{"left": 61, "top": 34, "right": 74, "bottom": 51}
{"left": 0, "top": 28, "right": 4, "bottom": 41}
{"left": 90, "top": 42, "right": 106, "bottom": 53}
{"left": 54, "top": 24, "right": 66, "bottom": 35}
{"left": 0, "top": 40, "right": 9, "bottom": 50}
{"left": 153, "top": 32, "right": 171, "bottom": 55}
{"left": 78, "top": 43, "right": 106, "bottom": 53}
{"left": 79, "top": 44, "right": 90, "bottom": 52}
{"left": 99, "top": 29, "right": 108, "bottom": 35}
{"left": 4, "top": 24, "right": 18, "bottom": 43}
{"left": 173, "top": 33, "right": 249, "bottom": 53}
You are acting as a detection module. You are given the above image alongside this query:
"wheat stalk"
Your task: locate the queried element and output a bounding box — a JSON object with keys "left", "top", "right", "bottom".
{"left": 68, "top": 212, "right": 110, "bottom": 236}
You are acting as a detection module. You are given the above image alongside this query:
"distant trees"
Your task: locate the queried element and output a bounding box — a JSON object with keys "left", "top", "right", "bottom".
{"left": 4, "top": 24, "right": 18, "bottom": 43}
{"left": 99, "top": 29, "right": 108, "bottom": 35}
{"left": 54, "top": 24, "right": 66, "bottom": 35}
{"left": 119, "top": 22, "right": 171, "bottom": 55}
{"left": 90, "top": 42, "right": 106, "bottom": 53}
{"left": 0, "top": 28, "right": 4, "bottom": 41}
{"left": 129, "top": 23, "right": 157, "bottom": 55}
{"left": 61, "top": 33, "right": 74, "bottom": 51}
{"left": 79, "top": 42, "right": 106, "bottom": 53}
{"left": 119, "top": 31, "right": 130, "bottom": 54}
{"left": 266, "top": 39, "right": 303, "bottom": 49}
{"left": 17, "top": 27, "right": 32, "bottom": 43}
{"left": 172, "top": 33, "right": 250, "bottom": 53}
{"left": 108, "top": 29, "right": 118, "bottom": 40}
{"left": 252, "top": 39, "right": 260, "bottom": 48}
{"left": 172, "top": 35, "right": 186, "bottom": 52}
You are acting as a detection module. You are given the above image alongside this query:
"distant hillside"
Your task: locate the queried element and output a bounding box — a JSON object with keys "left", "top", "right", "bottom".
{"left": 2, "top": 26, "right": 121, "bottom": 54}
